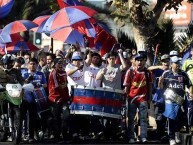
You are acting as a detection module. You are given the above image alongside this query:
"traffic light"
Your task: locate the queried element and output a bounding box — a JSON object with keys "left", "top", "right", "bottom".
{"left": 34, "top": 33, "right": 42, "bottom": 45}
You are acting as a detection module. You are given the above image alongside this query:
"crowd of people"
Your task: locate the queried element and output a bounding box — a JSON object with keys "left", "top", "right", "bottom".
{"left": 0, "top": 45, "right": 193, "bottom": 145}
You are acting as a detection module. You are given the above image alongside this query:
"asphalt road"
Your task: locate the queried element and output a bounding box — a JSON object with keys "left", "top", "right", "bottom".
{"left": 0, "top": 140, "right": 171, "bottom": 145}
{"left": 0, "top": 133, "right": 192, "bottom": 145}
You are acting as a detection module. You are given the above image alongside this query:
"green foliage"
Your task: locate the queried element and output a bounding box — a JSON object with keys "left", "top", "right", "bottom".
{"left": 153, "top": 19, "right": 176, "bottom": 55}
{"left": 175, "top": 22, "right": 193, "bottom": 54}
{"left": 117, "top": 31, "right": 136, "bottom": 49}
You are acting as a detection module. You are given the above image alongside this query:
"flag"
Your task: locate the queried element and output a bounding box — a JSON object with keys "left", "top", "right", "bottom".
{"left": 153, "top": 43, "right": 160, "bottom": 66}
{"left": 73, "top": 19, "right": 96, "bottom": 38}
{"left": 99, "top": 34, "right": 117, "bottom": 56}
{"left": 152, "top": 88, "right": 165, "bottom": 106}
{"left": 163, "top": 100, "right": 180, "bottom": 120}
{"left": 57, "top": 0, "right": 82, "bottom": 8}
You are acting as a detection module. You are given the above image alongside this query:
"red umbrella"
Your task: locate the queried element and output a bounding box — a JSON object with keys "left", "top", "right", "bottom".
{"left": 50, "top": 26, "right": 85, "bottom": 47}
{"left": 33, "top": 15, "right": 51, "bottom": 25}
{"left": 0, "top": 20, "right": 38, "bottom": 36}
{"left": 0, "top": 0, "right": 14, "bottom": 18}
{"left": 32, "top": 15, "right": 51, "bottom": 32}
{"left": 9, "top": 33, "right": 24, "bottom": 42}
{"left": 0, "top": 29, "right": 23, "bottom": 43}
{"left": 42, "top": 6, "right": 97, "bottom": 32}
{"left": 0, "top": 41, "right": 39, "bottom": 54}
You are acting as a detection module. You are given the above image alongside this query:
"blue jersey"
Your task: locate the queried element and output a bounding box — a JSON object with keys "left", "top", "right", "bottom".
{"left": 22, "top": 70, "right": 47, "bottom": 103}
{"left": 22, "top": 71, "right": 47, "bottom": 85}
{"left": 162, "top": 69, "right": 192, "bottom": 97}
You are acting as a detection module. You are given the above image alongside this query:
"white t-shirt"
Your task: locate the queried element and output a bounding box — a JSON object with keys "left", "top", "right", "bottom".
{"left": 65, "top": 63, "right": 85, "bottom": 85}
{"left": 99, "top": 64, "right": 122, "bottom": 90}
{"left": 84, "top": 65, "right": 102, "bottom": 87}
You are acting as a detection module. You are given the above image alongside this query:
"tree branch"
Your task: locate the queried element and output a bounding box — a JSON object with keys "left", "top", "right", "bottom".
{"left": 129, "top": 0, "right": 145, "bottom": 25}
{"left": 152, "top": 0, "right": 167, "bottom": 22}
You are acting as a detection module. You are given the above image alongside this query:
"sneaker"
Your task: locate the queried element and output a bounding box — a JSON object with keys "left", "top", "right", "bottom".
{"left": 7, "top": 136, "right": 13, "bottom": 142}
{"left": 170, "top": 139, "right": 176, "bottom": 145}
{"left": 28, "top": 138, "right": 35, "bottom": 143}
{"left": 38, "top": 131, "right": 44, "bottom": 140}
{"left": 141, "top": 138, "right": 148, "bottom": 143}
{"left": 175, "top": 132, "right": 181, "bottom": 143}
{"left": 129, "top": 139, "right": 135, "bottom": 143}
{"left": 49, "top": 134, "right": 54, "bottom": 139}
{"left": 22, "top": 134, "right": 29, "bottom": 142}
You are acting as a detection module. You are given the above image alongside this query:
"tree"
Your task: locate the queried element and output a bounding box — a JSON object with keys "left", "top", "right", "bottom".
{"left": 109, "top": 0, "right": 193, "bottom": 53}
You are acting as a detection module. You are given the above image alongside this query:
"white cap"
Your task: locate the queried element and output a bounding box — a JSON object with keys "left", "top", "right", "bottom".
{"left": 169, "top": 50, "right": 178, "bottom": 57}
{"left": 170, "top": 56, "right": 179, "bottom": 63}
{"left": 71, "top": 51, "right": 82, "bottom": 60}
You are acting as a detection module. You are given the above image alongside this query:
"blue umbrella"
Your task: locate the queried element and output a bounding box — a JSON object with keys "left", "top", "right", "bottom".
{"left": 0, "top": 41, "right": 39, "bottom": 54}
{"left": 1, "top": 20, "right": 38, "bottom": 36}
{"left": 50, "top": 26, "right": 85, "bottom": 47}
{"left": 0, "top": 31, "right": 12, "bottom": 43}
{"left": 32, "top": 15, "right": 51, "bottom": 33}
{"left": 0, "top": 0, "right": 14, "bottom": 18}
{"left": 41, "top": 6, "right": 97, "bottom": 32}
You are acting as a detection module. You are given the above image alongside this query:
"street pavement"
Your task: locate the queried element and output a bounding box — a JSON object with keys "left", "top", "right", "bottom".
{"left": 0, "top": 132, "right": 192, "bottom": 145}
{"left": 0, "top": 142, "right": 168, "bottom": 145}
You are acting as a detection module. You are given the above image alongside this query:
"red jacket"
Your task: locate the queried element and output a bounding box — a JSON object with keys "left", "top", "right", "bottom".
{"left": 48, "top": 69, "right": 69, "bottom": 103}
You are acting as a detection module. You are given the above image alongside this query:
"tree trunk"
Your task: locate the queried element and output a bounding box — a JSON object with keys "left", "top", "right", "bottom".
{"left": 132, "top": 26, "right": 149, "bottom": 52}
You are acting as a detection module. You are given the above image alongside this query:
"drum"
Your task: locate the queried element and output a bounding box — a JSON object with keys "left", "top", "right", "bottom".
{"left": 70, "top": 85, "right": 124, "bottom": 119}
{"left": 33, "top": 87, "right": 50, "bottom": 118}
{"left": 164, "top": 88, "right": 184, "bottom": 105}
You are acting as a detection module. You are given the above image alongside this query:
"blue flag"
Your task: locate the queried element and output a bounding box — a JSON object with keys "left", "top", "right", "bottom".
{"left": 65, "top": 0, "right": 82, "bottom": 6}
{"left": 163, "top": 100, "right": 180, "bottom": 120}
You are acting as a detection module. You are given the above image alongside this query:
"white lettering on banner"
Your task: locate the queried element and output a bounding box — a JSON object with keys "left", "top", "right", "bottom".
{"left": 72, "top": 75, "right": 83, "bottom": 81}
{"left": 169, "top": 83, "right": 183, "bottom": 89}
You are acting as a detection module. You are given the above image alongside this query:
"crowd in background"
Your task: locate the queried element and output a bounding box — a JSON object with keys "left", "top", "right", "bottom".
{"left": 0, "top": 45, "right": 193, "bottom": 145}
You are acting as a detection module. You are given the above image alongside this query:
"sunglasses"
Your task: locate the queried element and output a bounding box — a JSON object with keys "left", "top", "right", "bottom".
{"left": 73, "top": 59, "right": 82, "bottom": 61}
{"left": 136, "top": 59, "right": 145, "bottom": 61}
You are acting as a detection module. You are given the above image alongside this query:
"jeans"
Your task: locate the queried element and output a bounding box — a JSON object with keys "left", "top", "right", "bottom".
{"left": 168, "top": 108, "right": 183, "bottom": 140}
{"left": 127, "top": 101, "right": 148, "bottom": 140}
{"left": 21, "top": 101, "right": 37, "bottom": 139}
{"left": 50, "top": 103, "right": 70, "bottom": 139}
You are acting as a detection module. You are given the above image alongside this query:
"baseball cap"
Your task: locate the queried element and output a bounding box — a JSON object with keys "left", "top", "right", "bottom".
{"left": 170, "top": 56, "right": 179, "bottom": 63}
{"left": 71, "top": 51, "right": 82, "bottom": 60}
{"left": 53, "top": 58, "right": 63, "bottom": 66}
{"left": 161, "top": 54, "right": 170, "bottom": 61}
{"left": 169, "top": 50, "right": 178, "bottom": 57}
{"left": 135, "top": 53, "right": 147, "bottom": 60}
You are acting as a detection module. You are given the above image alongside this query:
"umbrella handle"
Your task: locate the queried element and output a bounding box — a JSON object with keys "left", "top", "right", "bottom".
{"left": 4, "top": 45, "right": 7, "bottom": 54}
